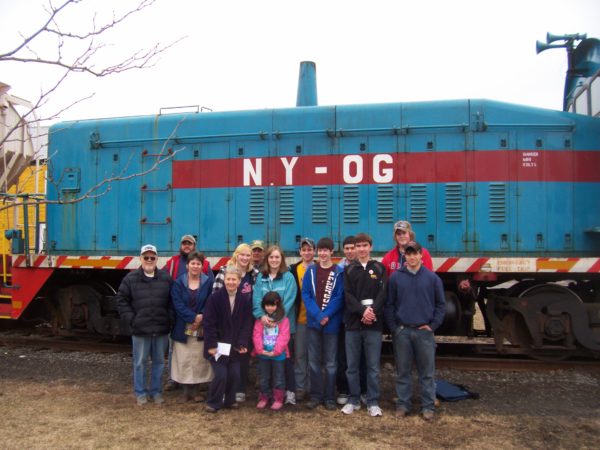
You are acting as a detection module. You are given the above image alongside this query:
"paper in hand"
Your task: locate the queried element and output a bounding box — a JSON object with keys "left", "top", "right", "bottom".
{"left": 214, "top": 342, "right": 231, "bottom": 361}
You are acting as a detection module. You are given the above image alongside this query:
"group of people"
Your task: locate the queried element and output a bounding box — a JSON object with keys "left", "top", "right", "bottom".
{"left": 116, "top": 220, "right": 446, "bottom": 420}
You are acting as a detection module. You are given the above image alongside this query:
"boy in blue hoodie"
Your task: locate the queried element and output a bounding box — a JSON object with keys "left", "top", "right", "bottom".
{"left": 302, "top": 237, "right": 345, "bottom": 410}
{"left": 385, "top": 241, "right": 445, "bottom": 421}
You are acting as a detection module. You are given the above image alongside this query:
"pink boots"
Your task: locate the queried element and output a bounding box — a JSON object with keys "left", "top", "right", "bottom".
{"left": 271, "top": 389, "right": 285, "bottom": 410}
{"left": 256, "top": 389, "right": 285, "bottom": 410}
{"left": 256, "top": 393, "right": 269, "bottom": 409}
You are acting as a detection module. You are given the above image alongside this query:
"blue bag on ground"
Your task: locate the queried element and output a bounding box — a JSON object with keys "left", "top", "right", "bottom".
{"left": 436, "top": 379, "right": 479, "bottom": 401}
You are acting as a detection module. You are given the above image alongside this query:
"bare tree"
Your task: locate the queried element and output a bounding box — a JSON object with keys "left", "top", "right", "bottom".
{"left": 0, "top": 0, "right": 184, "bottom": 208}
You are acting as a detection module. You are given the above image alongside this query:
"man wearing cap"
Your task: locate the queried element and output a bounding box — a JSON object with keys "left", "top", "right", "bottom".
{"left": 289, "top": 237, "right": 316, "bottom": 400}
{"left": 250, "top": 240, "right": 265, "bottom": 271}
{"left": 385, "top": 241, "right": 445, "bottom": 421}
{"left": 382, "top": 220, "right": 433, "bottom": 276}
{"left": 165, "top": 235, "right": 210, "bottom": 280}
{"left": 117, "top": 245, "right": 173, "bottom": 406}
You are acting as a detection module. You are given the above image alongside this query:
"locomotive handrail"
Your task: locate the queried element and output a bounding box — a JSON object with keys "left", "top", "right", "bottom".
{"left": 483, "top": 122, "right": 575, "bottom": 131}
{"left": 94, "top": 132, "right": 269, "bottom": 147}
{"left": 158, "top": 105, "right": 200, "bottom": 115}
{"left": 140, "top": 183, "right": 172, "bottom": 192}
{"left": 140, "top": 217, "right": 172, "bottom": 225}
{"left": 91, "top": 123, "right": 486, "bottom": 147}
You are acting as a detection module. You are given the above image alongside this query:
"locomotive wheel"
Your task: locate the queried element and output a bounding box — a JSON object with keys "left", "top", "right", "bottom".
{"left": 437, "top": 291, "right": 461, "bottom": 335}
{"left": 517, "top": 283, "right": 581, "bottom": 361}
{"left": 518, "top": 283, "right": 583, "bottom": 304}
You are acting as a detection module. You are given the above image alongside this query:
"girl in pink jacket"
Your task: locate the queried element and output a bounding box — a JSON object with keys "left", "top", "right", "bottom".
{"left": 253, "top": 291, "right": 290, "bottom": 410}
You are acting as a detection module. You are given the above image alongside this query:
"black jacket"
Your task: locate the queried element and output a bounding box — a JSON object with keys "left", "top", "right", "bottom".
{"left": 343, "top": 260, "right": 387, "bottom": 331}
{"left": 203, "top": 288, "right": 253, "bottom": 364}
{"left": 116, "top": 268, "right": 173, "bottom": 336}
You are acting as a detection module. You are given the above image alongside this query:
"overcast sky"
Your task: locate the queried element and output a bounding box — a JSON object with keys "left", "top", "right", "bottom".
{"left": 2, "top": 0, "right": 600, "bottom": 123}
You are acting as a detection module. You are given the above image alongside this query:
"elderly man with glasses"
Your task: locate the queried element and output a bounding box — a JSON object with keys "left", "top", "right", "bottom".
{"left": 117, "top": 244, "right": 173, "bottom": 406}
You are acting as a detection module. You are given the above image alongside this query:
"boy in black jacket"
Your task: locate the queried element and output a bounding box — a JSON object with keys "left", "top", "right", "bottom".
{"left": 341, "top": 233, "right": 386, "bottom": 417}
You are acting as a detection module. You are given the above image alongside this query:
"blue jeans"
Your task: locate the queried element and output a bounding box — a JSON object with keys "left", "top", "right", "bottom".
{"left": 131, "top": 334, "right": 168, "bottom": 399}
{"left": 258, "top": 357, "right": 285, "bottom": 395}
{"left": 294, "top": 323, "right": 309, "bottom": 392}
{"left": 392, "top": 327, "right": 437, "bottom": 412}
{"left": 345, "top": 329, "right": 382, "bottom": 407}
{"left": 167, "top": 336, "right": 175, "bottom": 383}
{"left": 307, "top": 328, "right": 338, "bottom": 402}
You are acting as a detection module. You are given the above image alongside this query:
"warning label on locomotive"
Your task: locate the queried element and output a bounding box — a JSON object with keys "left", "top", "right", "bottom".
{"left": 489, "top": 258, "right": 536, "bottom": 272}
{"left": 521, "top": 151, "right": 539, "bottom": 168}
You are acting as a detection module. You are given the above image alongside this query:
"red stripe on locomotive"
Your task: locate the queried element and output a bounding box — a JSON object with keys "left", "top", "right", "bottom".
{"left": 172, "top": 150, "right": 600, "bottom": 189}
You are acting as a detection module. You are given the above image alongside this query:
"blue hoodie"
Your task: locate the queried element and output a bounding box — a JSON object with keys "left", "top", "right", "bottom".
{"left": 302, "top": 263, "right": 344, "bottom": 334}
{"left": 385, "top": 265, "right": 445, "bottom": 332}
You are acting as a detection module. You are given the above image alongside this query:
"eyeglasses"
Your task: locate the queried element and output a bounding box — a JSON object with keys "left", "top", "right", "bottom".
{"left": 143, "top": 256, "right": 157, "bottom": 262}
{"left": 181, "top": 241, "right": 194, "bottom": 246}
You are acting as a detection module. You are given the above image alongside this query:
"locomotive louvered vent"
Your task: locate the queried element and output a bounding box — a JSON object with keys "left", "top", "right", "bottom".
{"left": 377, "top": 185, "right": 394, "bottom": 223}
{"left": 489, "top": 183, "right": 506, "bottom": 222}
{"left": 249, "top": 188, "right": 265, "bottom": 224}
{"left": 409, "top": 184, "right": 427, "bottom": 223}
{"left": 279, "top": 187, "right": 294, "bottom": 224}
{"left": 445, "top": 183, "right": 463, "bottom": 223}
{"left": 343, "top": 186, "right": 360, "bottom": 223}
{"left": 312, "top": 186, "right": 329, "bottom": 223}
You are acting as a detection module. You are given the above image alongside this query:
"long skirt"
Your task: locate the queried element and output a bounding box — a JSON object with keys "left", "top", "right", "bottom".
{"left": 171, "top": 338, "right": 213, "bottom": 384}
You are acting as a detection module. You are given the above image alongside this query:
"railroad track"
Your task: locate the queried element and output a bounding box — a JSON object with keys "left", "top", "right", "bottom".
{"left": 2, "top": 330, "right": 599, "bottom": 372}
{"left": 435, "top": 355, "right": 600, "bottom": 371}
{"left": 0, "top": 331, "right": 131, "bottom": 353}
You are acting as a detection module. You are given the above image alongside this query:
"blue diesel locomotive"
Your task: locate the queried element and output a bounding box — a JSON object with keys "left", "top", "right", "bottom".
{"left": 4, "top": 34, "right": 600, "bottom": 359}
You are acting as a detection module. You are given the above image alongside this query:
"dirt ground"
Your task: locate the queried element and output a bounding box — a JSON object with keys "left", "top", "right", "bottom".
{"left": 1, "top": 346, "right": 599, "bottom": 450}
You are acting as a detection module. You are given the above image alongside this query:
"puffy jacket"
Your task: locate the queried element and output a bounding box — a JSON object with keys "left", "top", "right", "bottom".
{"left": 116, "top": 268, "right": 173, "bottom": 336}
{"left": 301, "top": 263, "right": 344, "bottom": 334}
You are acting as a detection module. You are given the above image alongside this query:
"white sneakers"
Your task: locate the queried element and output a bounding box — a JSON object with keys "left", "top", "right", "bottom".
{"left": 368, "top": 405, "right": 383, "bottom": 417}
{"left": 337, "top": 393, "right": 349, "bottom": 405}
{"left": 341, "top": 403, "right": 360, "bottom": 414}
{"left": 285, "top": 390, "right": 296, "bottom": 405}
{"left": 341, "top": 401, "right": 383, "bottom": 416}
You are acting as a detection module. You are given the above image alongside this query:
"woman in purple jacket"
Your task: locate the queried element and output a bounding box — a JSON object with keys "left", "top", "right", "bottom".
{"left": 203, "top": 266, "right": 253, "bottom": 412}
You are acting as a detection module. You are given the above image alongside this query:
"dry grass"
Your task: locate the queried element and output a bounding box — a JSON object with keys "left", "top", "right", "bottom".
{"left": 1, "top": 348, "right": 600, "bottom": 449}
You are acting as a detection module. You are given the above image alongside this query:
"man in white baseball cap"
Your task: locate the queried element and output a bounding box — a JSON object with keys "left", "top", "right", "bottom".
{"left": 117, "top": 244, "right": 172, "bottom": 406}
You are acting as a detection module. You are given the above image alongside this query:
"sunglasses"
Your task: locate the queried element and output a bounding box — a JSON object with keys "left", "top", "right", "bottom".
{"left": 181, "top": 241, "right": 194, "bottom": 246}
{"left": 143, "top": 256, "right": 157, "bottom": 262}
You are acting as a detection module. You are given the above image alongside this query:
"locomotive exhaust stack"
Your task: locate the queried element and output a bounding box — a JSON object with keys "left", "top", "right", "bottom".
{"left": 296, "top": 61, "right": 318, "bottom": 107}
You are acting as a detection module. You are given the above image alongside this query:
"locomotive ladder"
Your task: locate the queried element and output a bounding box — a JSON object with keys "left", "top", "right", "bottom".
{"left": 0, "top": 253, "right": 13, "bottom": 318}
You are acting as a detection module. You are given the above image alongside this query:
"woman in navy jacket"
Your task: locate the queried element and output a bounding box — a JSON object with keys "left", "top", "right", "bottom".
{"left": 203, "top": 266, "right": 253, "bottom": 412}
{"left": 170, "top": 251, "right": 214, "bottom": 402}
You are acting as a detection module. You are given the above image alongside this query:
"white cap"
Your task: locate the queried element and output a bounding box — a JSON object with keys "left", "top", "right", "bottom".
{"left": 140, "top": 244, "right": 157, "bottom": 255}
